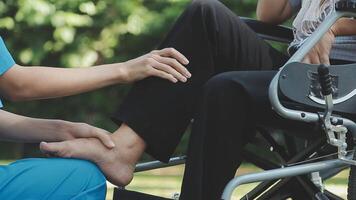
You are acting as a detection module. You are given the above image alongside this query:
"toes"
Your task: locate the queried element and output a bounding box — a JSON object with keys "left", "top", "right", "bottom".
{"left": 40, "top": 141, "right": 70, "bottom": 158}
{"left": 40, "top": 141, "right": 53, "bottom": 153}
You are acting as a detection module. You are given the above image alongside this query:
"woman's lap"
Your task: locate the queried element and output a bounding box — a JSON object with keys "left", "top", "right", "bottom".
{"left": 0, "top": 158, "right": 106, "bottom": 200}
{"left": 205, "top": 70, "right": 320, "bottom": 130}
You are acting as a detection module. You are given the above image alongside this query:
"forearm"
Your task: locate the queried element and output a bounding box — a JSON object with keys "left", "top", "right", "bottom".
{"left": 257, "top": 0, "right": 293, "bottom": 24}
{"left": 331, "top": 18, "right": 356, "bottom": 36}
{"left": 0, "top": 110, "right": 74, "bottom": 142}
{"left": 0, "top": 63, "right": 125, "bottom": 101}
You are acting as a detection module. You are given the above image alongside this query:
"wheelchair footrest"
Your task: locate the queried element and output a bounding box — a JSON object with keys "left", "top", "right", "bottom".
{"left": 113, "top": 187, "right": 173, "bottom": 200}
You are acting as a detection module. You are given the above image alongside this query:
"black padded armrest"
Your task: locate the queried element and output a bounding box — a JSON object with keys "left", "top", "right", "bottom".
{"left": 240, "top": 17, "right": 294, "bottom": 43}
{"left": 279, "top": 62, "right": 356, "bottom": 118}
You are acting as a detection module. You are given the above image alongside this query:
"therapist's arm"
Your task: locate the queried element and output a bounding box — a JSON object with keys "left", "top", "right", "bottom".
{"left": 0, "top": 109, "right": 114, "bottom": 147}
{"left": 0, "top": 48, "right": 190, "bottom": 101}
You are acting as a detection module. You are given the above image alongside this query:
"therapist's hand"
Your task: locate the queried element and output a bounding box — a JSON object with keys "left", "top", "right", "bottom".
{"left": 302, "top": 29, "right": 335, "bottom": 65}
{"left": 62, "top": 122, "right": 115, "bottom": 149}
{"left": 119, "top": 48, "right": 191, "bottom": 83}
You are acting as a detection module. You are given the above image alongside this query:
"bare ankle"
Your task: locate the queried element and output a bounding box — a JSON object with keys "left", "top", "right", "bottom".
{"left": 111, "top": 123, "right": 146, "bottom": 160}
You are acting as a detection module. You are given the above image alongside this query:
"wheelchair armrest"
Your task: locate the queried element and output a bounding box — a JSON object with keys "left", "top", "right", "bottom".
{"left": 240, "top": 17, "right": 293, "bottom": 43}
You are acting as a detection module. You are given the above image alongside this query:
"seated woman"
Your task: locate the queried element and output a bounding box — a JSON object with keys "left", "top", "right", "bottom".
{"left": 0, "top": 31, "right": 189, "bottom": 199}
{"left": 41, "top": 0, "right": 356, "bottom": 199}
{"left": 180, "top": 0, "right": 356, "bottom": 199}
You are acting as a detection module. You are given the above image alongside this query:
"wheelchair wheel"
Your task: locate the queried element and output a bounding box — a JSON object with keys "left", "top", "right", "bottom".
{"left": 348, "top": 149, "right": 356, "bottom": 200}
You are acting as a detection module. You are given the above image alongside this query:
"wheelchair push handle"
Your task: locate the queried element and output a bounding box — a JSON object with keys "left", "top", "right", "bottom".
{"left": 317, "top": 64, "right": 333, "bottom": 96}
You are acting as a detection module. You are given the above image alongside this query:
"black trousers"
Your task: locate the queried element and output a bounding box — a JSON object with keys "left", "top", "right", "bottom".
{"left": 112, "top": 0, "right": 288, "bottom": 199}
{"left": 180, "top": 70, "right": 293, "bottom": 200}
{"left": 113, "top": 0, "right": 287, "bottom": 161}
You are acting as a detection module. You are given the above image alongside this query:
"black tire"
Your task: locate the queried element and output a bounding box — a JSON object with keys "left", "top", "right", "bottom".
{"left": 348, "top": 149, "right": 356, "bottom": 200}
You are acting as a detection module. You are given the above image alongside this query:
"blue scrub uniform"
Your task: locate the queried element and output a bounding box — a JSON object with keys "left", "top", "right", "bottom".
{"left": 0, "top": 37, "right": 107, "bottom": 200}
{"left": 0, "top": 37, "right": 15, "bottom": 108}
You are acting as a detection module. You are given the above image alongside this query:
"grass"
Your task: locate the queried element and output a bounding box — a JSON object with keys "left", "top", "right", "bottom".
{"left": 0, "top": 160, "right": 14, "bottom": 165}
{"left": 106, "top": 163, "right": 349, "bottom": 200}
{"left": 0, "top": 160, "right": 349, "bottom": 199}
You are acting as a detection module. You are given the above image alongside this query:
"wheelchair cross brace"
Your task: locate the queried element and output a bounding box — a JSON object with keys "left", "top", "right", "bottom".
{"left": 222, "top": 156, "right": 352, "bottom": 199}
{"left": 222, "top": 8, "right": 356, "bottom": 200}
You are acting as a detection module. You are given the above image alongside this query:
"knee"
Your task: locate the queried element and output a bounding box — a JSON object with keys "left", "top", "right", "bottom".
{"left": 191, "top": 0, "right": 220, "bottom": 8}
{"left": 187, "top": 0, "right": 222, "bottom": 17}
{"left": 47, "top": 159, "right": 106, "bottom": 193}
{"left": 3, "top": 158, "right": 107, "bottom": 199}
{"left": 70, "top": 159, "right": 106, "bottom": 186}
{"left": 65, "top": 159, "right": 107, "bottom": 198}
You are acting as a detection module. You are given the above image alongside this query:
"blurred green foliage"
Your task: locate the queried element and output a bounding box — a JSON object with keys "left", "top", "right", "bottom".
{"left": 0, "top": 0, "right": 263, "bottom": 160}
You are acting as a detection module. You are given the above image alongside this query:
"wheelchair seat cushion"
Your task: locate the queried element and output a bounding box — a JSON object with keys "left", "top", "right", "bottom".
{"left": 279, "top": 62, "right": 356, "bottom": 118}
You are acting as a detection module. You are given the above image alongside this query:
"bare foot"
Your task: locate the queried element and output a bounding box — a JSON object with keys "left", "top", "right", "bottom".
{"left": 40, "top": 124, "right": 146, "bottom": 187}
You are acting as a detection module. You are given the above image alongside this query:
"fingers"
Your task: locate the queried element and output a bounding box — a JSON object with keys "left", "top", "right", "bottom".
{"left": 319, "top": 54, "right": 330, "bottom": 65}
{"left": 302, "top": 56, "right": 311, "bottom": 64}
{"left": 302, "top": 57, "right": 309, "bottom": 64}
{"left": 303, "top": 38, "right": 331, "bottom": 65}
{"left": 152, "top": 54, "right": 191, "bottom": 78}
{"left": 303, "top": 49, "right": 320, "bottom": 65}
{"left": 303, "top": 54, "right": 329, "bottom": 65}
{"left": 150, "top": 69, "right": 178, "bottom": 83}
{"left": 153, "top": 48, "right": 189, "bottom": 65}
{"left": 308, "top": 50, "right": 320, "bottom": 64}
{"left": 151, "top": 56, "right": 188, "bottom": 82}
{"left": 91, "top": 127, "right": 116, "bottom": 149}
{"left": 150, "top": 48, "right": 192, "bottom": 82}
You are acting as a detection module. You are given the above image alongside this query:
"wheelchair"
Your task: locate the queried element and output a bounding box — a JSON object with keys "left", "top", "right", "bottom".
{"left": 114, "top": 1, "right": 356, "bottom": 199}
